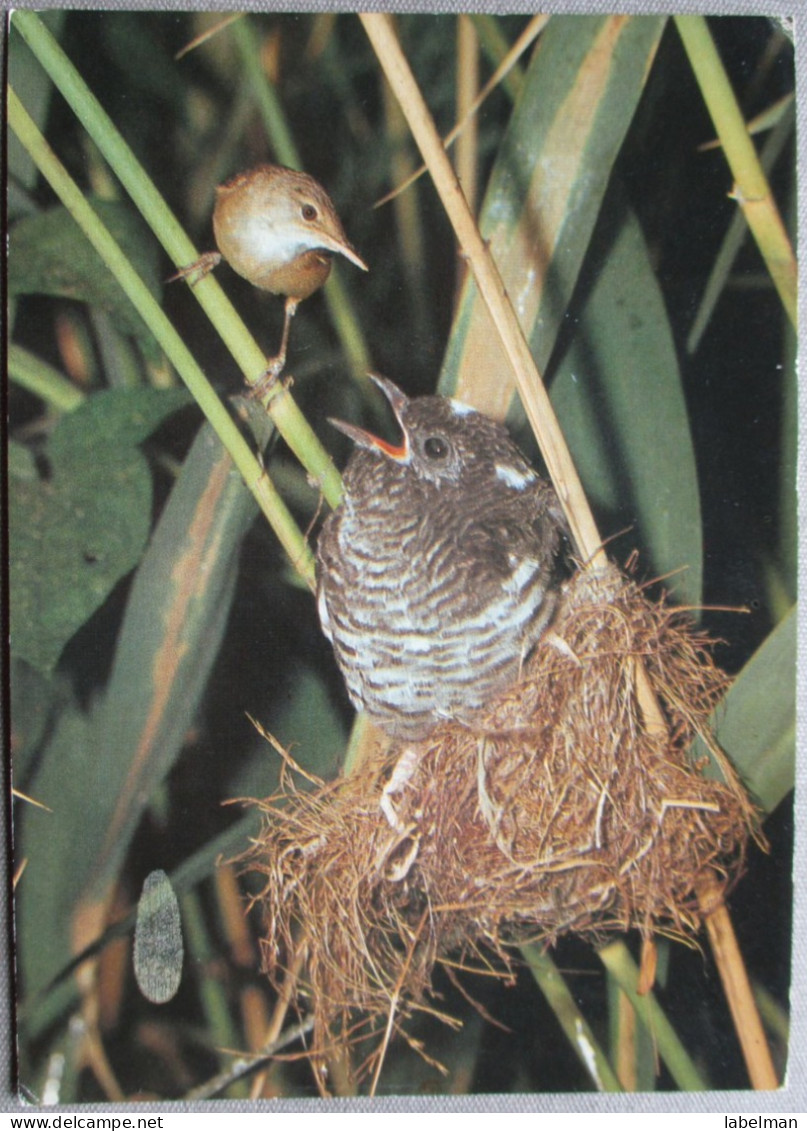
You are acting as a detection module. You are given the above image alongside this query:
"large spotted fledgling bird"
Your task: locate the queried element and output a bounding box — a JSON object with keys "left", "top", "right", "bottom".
{"left": 316, "top": 376, "right": 569, "bottom": 741}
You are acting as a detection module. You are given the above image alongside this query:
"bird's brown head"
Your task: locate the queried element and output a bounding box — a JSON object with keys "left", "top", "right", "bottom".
{"left": 212, "top": 163, "right": 367, "bottom": 299}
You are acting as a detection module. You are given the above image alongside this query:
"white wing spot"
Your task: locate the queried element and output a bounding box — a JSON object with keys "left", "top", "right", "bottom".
{"left": 495, "top": 463, "right": 536, "bottom": 490}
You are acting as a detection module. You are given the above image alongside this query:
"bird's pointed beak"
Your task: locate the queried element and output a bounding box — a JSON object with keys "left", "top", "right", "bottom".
{"left": 314, "top": 230, "right": 369, "bottom": 273}
{"left": 328, "top": 374, "right": 410, "bottom": 460}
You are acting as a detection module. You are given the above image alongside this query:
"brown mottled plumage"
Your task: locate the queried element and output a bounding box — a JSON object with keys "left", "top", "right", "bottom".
{"left": 316, "top": 377, "right": 568, "bottom": 740}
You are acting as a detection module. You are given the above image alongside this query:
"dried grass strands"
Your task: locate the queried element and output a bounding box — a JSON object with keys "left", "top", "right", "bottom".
{"left": 245, "top": 570, "right": 761, "bottom": 1087}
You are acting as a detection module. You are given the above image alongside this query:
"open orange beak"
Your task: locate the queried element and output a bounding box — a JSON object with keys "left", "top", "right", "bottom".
{"left": 328, "top": 375, "right": 410, "bottom": 461}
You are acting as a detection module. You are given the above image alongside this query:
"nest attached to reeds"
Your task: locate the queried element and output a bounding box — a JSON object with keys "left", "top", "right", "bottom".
{"left": 243, "top": 564, "right": 759, "bottom": 1078}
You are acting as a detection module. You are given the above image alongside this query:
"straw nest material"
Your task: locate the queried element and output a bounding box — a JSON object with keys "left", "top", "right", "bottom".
{"left": 243, "top": 564, "right": 759, "bottom": 1079}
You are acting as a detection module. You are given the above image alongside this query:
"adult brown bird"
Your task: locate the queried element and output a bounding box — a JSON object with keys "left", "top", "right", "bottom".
{"left": 172, "top": 164, "right": 367, "bottom": 391}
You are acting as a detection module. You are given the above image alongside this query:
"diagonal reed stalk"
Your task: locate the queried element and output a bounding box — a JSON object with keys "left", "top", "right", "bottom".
{"left": 375, "top": 14, "right": 549, "bottom": 210}
{"left": 455, "top": 15, "right": 480, "bottom": 217}
{"left": 360, "top": 10, "right": 778, "bottom": 1092}
{"left": 8, "top": 85, "right": 317, "bottom": 591}
{"left": 9, "top": 342, "right": 86, "bottom": 412}
{"left": 11, "top": 9, "right": 344, "bottom": 512}
{"left": 674, "top": 15, "right": 796, "bottom": 329}
{"left": 597, "top": 941, "right": 708, "bottom": 1090}
{"left": 521, "top": 946, "right": 622, "bottom": 1092}
{"left": 362, "top": 12, "right": 602, "bottom": 563}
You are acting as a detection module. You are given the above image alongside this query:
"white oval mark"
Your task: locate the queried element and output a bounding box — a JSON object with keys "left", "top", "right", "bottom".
{"left": 134, "top": 869, "right": 183, "bottom": 1004}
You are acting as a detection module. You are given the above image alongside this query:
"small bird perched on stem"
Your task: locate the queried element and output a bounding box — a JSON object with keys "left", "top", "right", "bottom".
{"left": 171, "top": 164, "right": 368, "bottom": 393}
{"left": 317, "top": 376, "right": 569, "bottom": 741}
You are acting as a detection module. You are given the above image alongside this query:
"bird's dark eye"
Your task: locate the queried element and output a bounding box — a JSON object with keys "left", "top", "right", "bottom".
{"left": 301, "top": 203, "right": 318, "bottom": 221}
{"left": 423, "top": 435, "right": 450, "bottom": 460}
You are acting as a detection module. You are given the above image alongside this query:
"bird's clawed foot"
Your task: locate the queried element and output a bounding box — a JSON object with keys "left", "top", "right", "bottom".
{"left": 246, "top": 296, "right": 299, "bottom": 400}
{"left": 166, "top": 251, "right": 222, "bottom": 286}
{"left": 246, "top": 357, "right": 294, "bottom": 401}
{"left": 379, "top": 744, "right": 421, "bottom": 831}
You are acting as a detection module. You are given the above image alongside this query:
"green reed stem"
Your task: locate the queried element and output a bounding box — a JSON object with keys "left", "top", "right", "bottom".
{"left": 10, "top": 9, "right": 343, "bottom": 509}
{"left": 9, "top": 83, "right": 315, "bottom": 588}
{"left": 675, "top": 15, "right": 796, "bottom": 328}
{"left": 8, "top": 343, "right": 86, "bottom": 413}
{"left": 598, "top": 940, "right": 708, "bottom": 1091}
{"left": 521, "top": 944, "right": 623, "bottom": 1092}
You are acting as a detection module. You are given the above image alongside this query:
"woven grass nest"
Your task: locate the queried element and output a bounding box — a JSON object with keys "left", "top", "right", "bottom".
{"left": 244, "top": 563, "right": 759, "bottom": 1078}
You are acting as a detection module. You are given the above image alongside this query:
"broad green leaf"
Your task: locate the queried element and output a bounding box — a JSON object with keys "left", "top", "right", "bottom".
{"left": 10, "top": 454, "right": 151, "bottom": 675}
{"left": 7, "top": 437, "right": 38, "bottom": 481}
{"left": 16, "top": 701, "right": 106, "bottom": 1015}
{"left": 9, "top": 388, "right": 189, "bottom": 674}
{"left": 710, "top": 607, "right": 796, "bottom": 815}
{"left": 80, "top": 427, "right": 258, "bottom": 893}
{"left": 550, "top": 205, "right": 702, "bottom": 603}
{"left": 779, "top": 274, "right": 797, "bottom": 603}
{"left": 9, "top": 659, "right": 67, "bottom": 784}
{"left": 241, "top": 660, "right": 348, "bottom": 796}
{"left": 18, "top": 423, "right": 259, "bottom": 1034}
{"left": 8, "top": 198, "right": 162, "bottom": 359}
{"left": 439, "top": 14, "right": 666, "bottom": 418}
{"left": 263, "top": 664, "right": 347, "bottom": 783}
{"left": 73, "top": 425, "right": 258, "bottom": 940}
{"left": 228, "top": 664, "right": 348, "bottom": 823}
{"left": 47, "top": 385, "right": 190, "bottom": 463}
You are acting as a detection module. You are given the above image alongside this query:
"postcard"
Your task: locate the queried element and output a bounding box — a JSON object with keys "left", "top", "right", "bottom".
{"left": 5, "top": 7, "right": 797, "bottom": 1110}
